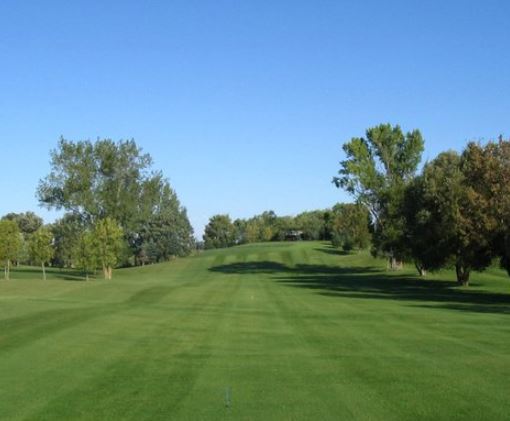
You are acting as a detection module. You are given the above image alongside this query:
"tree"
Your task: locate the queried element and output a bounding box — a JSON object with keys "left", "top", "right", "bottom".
{"left": 50, "top": 213, "right": 86, "bottom": 267}
{"left": 37, "top": 138, "right": 194, "bottom": 264}
{"left": 403, "top": 151, "right": 493, "bottom": 285}
{"left": 294, "top": 210, "right": 329, "bottom": 240}
{"left": 329, "top": 203, "right": 371, "bottom": 252}
{"left": 73, "top": 230, "right": 98, "bottom": 280}
{"left": 1, "top": 211, "right": 43, "bottom": 235}
{"left": 2, "top": 211, "right": 44, "bottom": 265}
{"left": 334, "top": 124, "right": 424, "bottom": 269}
{"left": 28, "top": 227, "right": 54, "bottom": 280}
{"left": 203, "top": 215, "right": 236, "bottom": 249}
{"left": 460, "top": 138, "right": 510, "bottom": 276}
{"left": 0, "top": 220, "right": 22, "bottom": 280}
{"left": 94, "top": 218, "right": 124, "bottom": 279}
{"left": 132, "top": 181, "right": 194, "bottom": 264}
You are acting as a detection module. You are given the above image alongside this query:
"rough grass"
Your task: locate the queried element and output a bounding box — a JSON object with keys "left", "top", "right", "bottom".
{"left": 1, "top": 242, "right": 510, "bottom": 420}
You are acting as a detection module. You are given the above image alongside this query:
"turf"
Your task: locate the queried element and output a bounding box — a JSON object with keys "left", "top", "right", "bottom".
{"left": 1, "top": 241, "right": 510, "bottom": 420}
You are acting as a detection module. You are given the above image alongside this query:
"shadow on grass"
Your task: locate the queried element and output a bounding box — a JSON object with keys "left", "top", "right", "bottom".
{"left": 11, "top": 267, "right": 93, "bottom": 282}
{"left": 313, "top": 245, "right": 351, "bottom": 256}
{"left": 209, "top": 261, "right": 510, "bottom": 315}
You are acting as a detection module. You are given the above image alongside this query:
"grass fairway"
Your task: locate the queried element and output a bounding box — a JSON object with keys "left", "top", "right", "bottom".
{"left": 1, "top": 242, "right": 510, "bottom": 420}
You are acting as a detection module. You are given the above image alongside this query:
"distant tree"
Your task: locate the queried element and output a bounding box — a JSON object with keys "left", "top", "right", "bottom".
{"left": 294, "top": 210, "right": 329, "bottom": 240}
{"left": 203, "top": 215, "right": 236, "bottom": 249}
{"left": 94, "top": 218, "right": 124, "bottom": 279}
{"left": 243, "top": 219, "right": 262, "bottom": 243}
{"left": 1, "top": 211, "right": 43, "bottom": 235}
{"left": 0, "top": 220, "right": 22, "bottom": 280}
{"left": 334, "top": 124, "right": 424, "bottom": 269}
{"left": 28, "top": 227, "right": 54, "bottom": 280}
{"left": 233, "top": 219, "right": 248, "bottom": 244}
{"left": 73, "top": 230, "right": 98, "bottom": 280}
{"left": 329, "top": 203, "right": 371, "bottom": 252}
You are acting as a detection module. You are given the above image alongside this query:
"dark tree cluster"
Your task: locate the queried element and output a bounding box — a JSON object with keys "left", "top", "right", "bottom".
{"left": 335, "top": 124, "right": 510, "bottom": 286}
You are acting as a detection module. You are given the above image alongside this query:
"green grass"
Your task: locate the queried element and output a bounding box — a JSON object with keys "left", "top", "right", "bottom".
{"left": 1, "top": 242, "right": 510, "bottom": 420}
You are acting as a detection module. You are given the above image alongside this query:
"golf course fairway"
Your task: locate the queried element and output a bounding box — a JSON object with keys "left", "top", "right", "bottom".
{"left": 1, "top": 241, "right": 510, "bottom": 420}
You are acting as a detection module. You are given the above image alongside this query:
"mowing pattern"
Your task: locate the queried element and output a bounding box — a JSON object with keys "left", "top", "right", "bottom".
{"left": 1, "top": 242, "right": 510, "bottom": 420}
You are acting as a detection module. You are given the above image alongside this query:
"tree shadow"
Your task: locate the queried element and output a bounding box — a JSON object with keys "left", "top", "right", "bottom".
{"left": 313, "top": 246, "right": 351, "bottom": 256}
{"left": 10, "top": 267, "right": 92, "bottom": 282}
{"left": 209, "top": 261, "right": 510, "bottom": 315}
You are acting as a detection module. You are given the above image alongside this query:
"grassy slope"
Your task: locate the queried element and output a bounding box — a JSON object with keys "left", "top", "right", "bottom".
{"left": 1, "top": 242, "right": 510, "bottom": 420}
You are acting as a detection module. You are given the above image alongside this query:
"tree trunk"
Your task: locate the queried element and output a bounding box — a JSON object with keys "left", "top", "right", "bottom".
{"left": 389, "top": 256, "right": 404, "bottom": 271}
{"left": 42, "top": 262, "right": 46, "bottom": 281}
{"left": 415, "top": 262, "right": 427, "bottom": 277}
{"left": 103, "top": 265, "right": 108, "bottom": 280}
{"left": 455, "top": 263, "right": 470, "bottom": 286}
{"left": 108, "top": 266, "right": 112, "bottom": 280}
{"left": 6, "top": 259, "right": 10, "bottom": 280}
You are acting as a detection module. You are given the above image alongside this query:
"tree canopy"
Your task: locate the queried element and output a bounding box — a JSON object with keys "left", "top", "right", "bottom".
{"left": 334, "top": 123, "right": 424, "bottom": 267}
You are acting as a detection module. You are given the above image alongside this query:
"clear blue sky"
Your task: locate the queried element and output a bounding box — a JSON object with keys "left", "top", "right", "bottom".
{"left": 1, "top": 0, "right": 509, "bottom": 236}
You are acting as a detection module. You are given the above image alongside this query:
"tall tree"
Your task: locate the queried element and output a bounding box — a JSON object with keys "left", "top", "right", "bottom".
{"left": 334, "top": 123, "right": 424, "bottom": 268}
{"left": 1, "top": 211, "right": 43, "bottom": 235}
{"left": 37, "top": 138, "right": 154, "bottom": 227}
{"left": 37, "top": 138, "right": 194, "bottom": 263}
{"left": 28, "top": 227, "right": 54, "bottom": 280}
{"left": 94, "top": 218, "right": 124, "bottom": 280}
{"left": 203, "top": 215, "right": 236, "bottom": 249}
{"left": 0, "top": 220, "right": 22, "bottom": 280}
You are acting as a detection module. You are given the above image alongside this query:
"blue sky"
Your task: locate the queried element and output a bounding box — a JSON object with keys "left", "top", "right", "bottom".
{"left": 1, "top": 0, "right": 509, "bottom": 236}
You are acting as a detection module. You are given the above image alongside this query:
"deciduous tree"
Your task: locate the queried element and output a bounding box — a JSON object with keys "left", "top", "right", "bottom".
{"left": 94, "top": 218, "right": 124, "bottom": 279}
{"left": 334, "top": 124, "right": 424, "bottom": 269}
{"left": 0, "top": 220, "right": 22, "bottom": 280}
{"left": 28, "top": 227, "right": 54, "bottom": 280}
{"left": 203, "top": 215, "right": 236, "bottom": 249}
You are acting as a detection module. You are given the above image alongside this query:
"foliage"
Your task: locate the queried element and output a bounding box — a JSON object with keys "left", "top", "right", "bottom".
{"left": 403, "top": 151, "right": 493, "bottom": 285}
{"left": 294, "top": 210, "right": 329, "bottom": 240}
{"left": 131, "top": 181, "right": 194, "bottom": 264}
{"left": 0, "top": 220, "right": 22, "bottom": 279}
{"left": 28, "top": 227, "right": 55, "bottom": 280}
{"left": 2, "top": 211, "right": 44, "bottom": 265}
{"left": 94, "top": 217, "right": 124, "bottom": 279}
{"left": 73, "top": 230, "right": 98, "bottom": 280}
{"left": 203, "top": 215, "right": 237, "bottom": 249}
{"left": 334, "top": 123, "right": 424, "bottom": 267}
{"left": 329, "top": 203, "right": 371, "bottom": 251}
{"left": 460, "top": 138, "right": 510, "bottom": 275}
{"left": 38, "top": 138, "right": 194, "bottom": 264}
{"left": 50, "top": 213, "right": 86, "bottom": 268}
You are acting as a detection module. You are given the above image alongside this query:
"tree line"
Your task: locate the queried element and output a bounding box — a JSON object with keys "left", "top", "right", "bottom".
{"left": 0, "top": 138, "right": 195, "bottom": 280}
{"left": 202, "top": 204, "right": 371, "bottom": 252}
{"left": 335, "top": 123, "right": 510, "bottom": 286}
